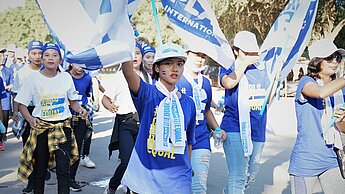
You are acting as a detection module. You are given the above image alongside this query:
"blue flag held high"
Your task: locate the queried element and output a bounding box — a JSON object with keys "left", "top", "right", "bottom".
{"left": 36, "top": 0, "right": 136, "bottom": 70}
{"left": 259, "top": 0, "right": 319, "bottom": 115}
{"left": 160, "top": 0, "right": 234, "bottom": 69}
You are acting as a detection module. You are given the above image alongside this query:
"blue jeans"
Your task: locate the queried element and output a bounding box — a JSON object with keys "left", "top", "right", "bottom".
{"left": 191, "top": 149, "right": 211, "bottom": 194}
{"left": 247, "top": 141, "right": 265, "bottom": 187}
{"left": 223, "top": 132, "right": 249, "bottom": 194}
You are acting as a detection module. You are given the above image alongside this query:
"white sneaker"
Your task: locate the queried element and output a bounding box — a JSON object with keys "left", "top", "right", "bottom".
{"left": 80, "top": 156, "right": 96, "bottom": 168}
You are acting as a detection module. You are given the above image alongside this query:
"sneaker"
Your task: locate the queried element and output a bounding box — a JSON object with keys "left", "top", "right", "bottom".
{"left": 0, "top": 141, "right": 5, "bottom": 151}
{"left": 49, "top": 166, "right": 56, "bottom": 172}
{"left": 70, "top": 180, "right": 82, "bottom": 192}
{"left": 103, "top": 185, "right": 116, "bottom": 194}
{"left": 80, "top": 156, "right": 96, "bottom": 168}
{"left": 22, "top": 182, "right": 34, "bottom": 193}
{"left": 117, "top": 185, "right": 128, "bottom": 194}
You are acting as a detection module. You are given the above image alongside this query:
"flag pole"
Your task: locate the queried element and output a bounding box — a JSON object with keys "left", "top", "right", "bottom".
{"left": 259, "top": 35, "right": 292, "bottom": 116}
{"left": 151, "top": 0, "right": 163, "bottom": 45}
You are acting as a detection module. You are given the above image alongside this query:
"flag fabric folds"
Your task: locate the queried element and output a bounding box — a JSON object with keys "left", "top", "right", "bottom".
{"left": 36, "top": 0, "right": 136, "bottom": 70}
{"left": 260, "top": 0, "right": 319, "bottom": 81}
{"left": 160, "top": 0, "right": 234, "bottom": 69}
{"left": 258, "top": 0, "right": 319, "bottom": 115}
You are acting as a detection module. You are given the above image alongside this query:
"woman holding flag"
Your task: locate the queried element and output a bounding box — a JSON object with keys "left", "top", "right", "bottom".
{"left": 219, "top": 31, "right": 270, "bottom": 194}
{"left": 288, "top": 39, "right": 345, "bottom": 193}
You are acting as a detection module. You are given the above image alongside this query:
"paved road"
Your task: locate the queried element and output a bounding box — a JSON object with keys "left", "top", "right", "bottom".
{"left": 0, "top": 86, "right": 317, "bottom": 194}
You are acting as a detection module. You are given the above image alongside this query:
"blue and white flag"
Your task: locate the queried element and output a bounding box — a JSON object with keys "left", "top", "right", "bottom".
{"left": 160, "top": 0, "right": 234, "bottom": 69}
{"left": 260, "top": 0, "right": 319, "bottom": 81}
{"left": 259, "top": 0, "right": 318, "bottom": 115}
{"left": 36, "top": 0, "right": 136, "bottom": 70}
{"left": 128, "top": 0, "right": 141, "bottom": 19}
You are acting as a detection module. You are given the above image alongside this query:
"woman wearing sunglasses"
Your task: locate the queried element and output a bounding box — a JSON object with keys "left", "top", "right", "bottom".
{"left": 289, "top": 39, "right": 345, "bottom": 193}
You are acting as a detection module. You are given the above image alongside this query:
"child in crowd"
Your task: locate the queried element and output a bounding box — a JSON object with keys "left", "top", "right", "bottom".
{"left": 142, "top": 45, "right": 155, "bottom": 76}
{"left": 0, "top": 46, "right": 14, "bottom": 140}
{"left": 176, "top": 46, "right": 225, "bottom": 193}
{"left": 15, "top": 42, "right": 87, "bottom": 194}
{"left": 102, "top": 41, "right": 155, "bottom": 194}
{"left": 68, "top": 64, "right": 94, "bottom": 192}
{"left": 121, "top": 42, "right": 196, "bottom": 193}
{"left": 12, "top": 40, "right": 47, "bottom": 193}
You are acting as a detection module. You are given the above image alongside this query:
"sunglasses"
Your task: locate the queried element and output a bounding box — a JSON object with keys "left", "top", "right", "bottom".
{"left": 324, "top": 53, "right": 343, "bottom": 63}
{"left": 241, "top": 50, "right": 259, "bottom": 56}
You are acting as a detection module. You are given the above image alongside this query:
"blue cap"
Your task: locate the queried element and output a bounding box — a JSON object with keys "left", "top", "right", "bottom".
{"left": 42, "top": 42, "right": 61, "bottom": 57}
{"left": 142, "top": 45, "right": 156, "bottom": 56}
{"left": 28, "top": 40, "right": 43, "bottom": 52}
{"left": 135, "top": 42, "right": 143, "bottom": 54}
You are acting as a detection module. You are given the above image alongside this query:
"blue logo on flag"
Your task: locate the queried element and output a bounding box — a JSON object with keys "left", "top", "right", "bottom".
{"left": 161, "top": 0, "right": 221, "bottom": 46}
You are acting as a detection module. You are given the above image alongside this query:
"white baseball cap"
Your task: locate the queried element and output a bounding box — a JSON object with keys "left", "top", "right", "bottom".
{"left": 233, "top": 31, "right": 259, "bottom": 53}
{"left": 7, "top": 43, "right": 16, "bottom": 52}
{"left": 308, "top": 39, "right": 345, "bottom": 59}
{"left": 15, "top": 48, "right": 25, "bottom": 58}
{"left": 153, "top": 42, "right": 187, "bottom": 64}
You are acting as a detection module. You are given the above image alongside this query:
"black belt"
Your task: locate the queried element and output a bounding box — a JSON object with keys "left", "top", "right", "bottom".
{"left": 117, "top": 112, "right": 139, "bottom": 123}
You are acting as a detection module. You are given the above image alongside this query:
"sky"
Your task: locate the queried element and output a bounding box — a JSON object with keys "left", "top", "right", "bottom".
{"left": 0, "top": 0, "right": 25, "bottom": 13}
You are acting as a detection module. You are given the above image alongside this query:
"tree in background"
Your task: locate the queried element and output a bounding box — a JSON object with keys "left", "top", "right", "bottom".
{"left": 0, "top": 0, "right": 344, "bottom": 51}
{"left": 0, "top": 0, "right": 51, "bottom": 48}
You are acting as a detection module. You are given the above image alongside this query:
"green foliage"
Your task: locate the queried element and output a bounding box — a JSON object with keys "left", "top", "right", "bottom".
{"left": 0, "top": 0, "right": 51, "bottom": 49}
{"left": 0, "top": 0, "right": 344, "bottom": 50}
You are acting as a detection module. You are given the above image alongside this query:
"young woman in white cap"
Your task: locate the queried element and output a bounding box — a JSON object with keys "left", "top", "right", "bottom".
{"left": 120, "top": 42, "right": 196, "bottom": 193}
{"left": 220, "top": 31, "right": 270, "bottom": 193}
{"left": 15, "top": 42, "right": 87, "bottom": 194}
{"left": 176, "top": 45, "right": 226, "bottom": 194}
{"left": 288, "top": 39, "right": 345, "bottom": 193}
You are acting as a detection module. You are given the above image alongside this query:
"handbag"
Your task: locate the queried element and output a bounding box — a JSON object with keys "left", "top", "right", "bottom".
{"left": 335, "top": 132, "right": 345, "bottom": 179}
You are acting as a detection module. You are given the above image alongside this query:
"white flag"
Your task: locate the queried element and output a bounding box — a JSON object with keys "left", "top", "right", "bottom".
{"left": 160, "top": 0, "right": 234, "bottom": 69}
{"left": 260, "top": 0, "right": 319, "bottom": 80}
{"left": 36, "top": 0, "right": 136, "bottom": 70}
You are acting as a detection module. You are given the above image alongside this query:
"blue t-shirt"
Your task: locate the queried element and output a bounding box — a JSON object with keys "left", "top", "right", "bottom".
{"left": 1, "top": 66, "right": 14, "bottom": 110}
{"left": 0, "top": 77, "right": 7, "bottom": 99}
{"left": 122, "top": 78, "right": 196, "bottom": 194}
{"left": 288, "top": 76, "right": 339, "bottom": 176}
{"left": 176, "top": 75, "right": 212, "bottom": 150}
{"left": 68, "top": 71, "right": 93, "bottom": 105}
{"left": 219, "top": 64, "right": 270, "bottom": 142}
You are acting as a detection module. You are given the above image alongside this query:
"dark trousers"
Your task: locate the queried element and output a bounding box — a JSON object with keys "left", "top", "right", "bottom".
{"left": 83, "top": 132, "right": 92, "bottom": 156}
{"left": 2, "top": 110, "right": 9, "bottom": 131}
{"left": 0, "top": 110, "right": 10, "bottom": 142}
{"left": 33, "top": 126, "right": 72, "bottom": 194}
{"left": 109, "top": 115, "right": 139, "bottom": 191}
{"left": 70, "top": 119, "right": 87, "bottom": 181}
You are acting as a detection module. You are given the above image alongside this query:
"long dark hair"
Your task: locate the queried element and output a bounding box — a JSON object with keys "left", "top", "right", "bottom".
{"left": 140, "top": 63, "right": 150, "bottom": 83}
{"left": 152, "top": 62, "right": 159, "bottom": 81}
{"left": 306, "top": 57, "right": 336, "bottom": 80}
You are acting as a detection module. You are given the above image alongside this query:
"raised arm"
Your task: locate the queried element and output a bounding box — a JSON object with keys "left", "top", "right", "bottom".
{"left": 302, "top": 77, "right": 345, "bottom": 99}
{"left": 122, "top": 60, "right": 140, "bottom": 96}
{"left": 221, "top": 56, "right": 259, "bottom": 89}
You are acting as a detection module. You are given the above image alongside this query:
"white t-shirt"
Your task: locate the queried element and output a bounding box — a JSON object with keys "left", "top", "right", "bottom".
{"left": 12, "top": 64, "right": 37, "bottom": 93}
{"left": 15, "top": 71, "right": 79, "bottom": 121}
{"left": 103, "top": 70, "right": 136, "bottom": 115}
